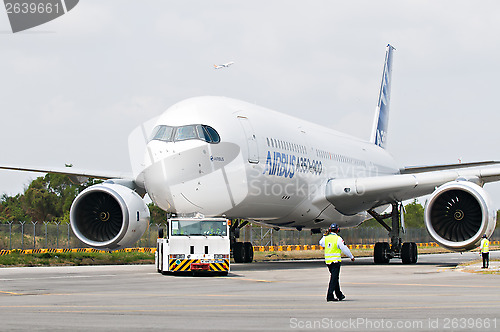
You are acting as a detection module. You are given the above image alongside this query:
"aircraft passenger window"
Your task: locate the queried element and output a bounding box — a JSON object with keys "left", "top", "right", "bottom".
{"left": 175, "top": 125, "right": 197, "bottom": 141}
{"left": 266, "top": 138, "right": 270, "bottom": 147}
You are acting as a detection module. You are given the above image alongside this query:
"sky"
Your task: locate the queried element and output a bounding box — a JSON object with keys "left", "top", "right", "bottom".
{"left": 1, "top": 1, "right": 500, "bottom": 207}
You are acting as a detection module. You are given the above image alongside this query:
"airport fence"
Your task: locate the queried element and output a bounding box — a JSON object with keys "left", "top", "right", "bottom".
{"left": 239, "top": 224, "right": 500, "bottom": 246}
{"left": 239, "top": 225, "right": 441, "bottom": 247}
{"left": 1, "top": 221, "right": 499, "bottom": 250}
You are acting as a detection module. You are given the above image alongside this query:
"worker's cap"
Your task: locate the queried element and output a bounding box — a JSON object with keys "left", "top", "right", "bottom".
{"left": 328, "top": 223, "right": 340, "bottom": 233}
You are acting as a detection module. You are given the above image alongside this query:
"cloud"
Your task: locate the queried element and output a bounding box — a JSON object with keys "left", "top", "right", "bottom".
{"left": 2, "top": 0, "right": 500, "bottom": 207}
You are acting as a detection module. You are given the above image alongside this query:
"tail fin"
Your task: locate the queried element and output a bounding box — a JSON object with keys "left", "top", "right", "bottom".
{"left": 370, "top": 44, "right": 395, "bottom": 149}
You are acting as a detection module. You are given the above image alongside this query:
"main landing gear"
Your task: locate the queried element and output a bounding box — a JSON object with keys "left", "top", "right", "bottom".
{"left": 229, "top": 219, "right": 254, "bottom": 263}
{"left": 368, "top": 202, "right": 418, "bottom": 264}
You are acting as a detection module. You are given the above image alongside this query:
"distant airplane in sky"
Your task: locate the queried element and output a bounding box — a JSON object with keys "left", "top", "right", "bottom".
{"left": 214, "top": 62, "right": 234, "bottom": 69}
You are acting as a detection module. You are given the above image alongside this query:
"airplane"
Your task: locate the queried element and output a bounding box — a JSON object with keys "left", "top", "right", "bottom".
{"left": 214, "top": 61, "right": 234, "bottom": 69}
{"left": 1, "top": 44, "right": 498, "bottom": 264}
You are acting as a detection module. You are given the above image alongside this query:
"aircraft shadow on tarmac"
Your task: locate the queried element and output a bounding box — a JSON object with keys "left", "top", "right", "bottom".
{"left": 230, "top": 258, "right": 459, "bottom": 272}
{"left": 158, "top": 257, "right": 462, "bottom": 277}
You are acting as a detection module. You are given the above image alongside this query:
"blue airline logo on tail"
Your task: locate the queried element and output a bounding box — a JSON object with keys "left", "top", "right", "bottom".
{"left": 373, "top": 44, "right": 395, "bottom": 149}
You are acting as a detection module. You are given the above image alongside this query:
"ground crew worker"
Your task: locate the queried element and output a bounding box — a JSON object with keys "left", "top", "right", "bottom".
{"left": 319, "top": 223, "right": 355, "bottom": 302}
{"left": 480, "top": 234, "right": 490, "bottom": 268}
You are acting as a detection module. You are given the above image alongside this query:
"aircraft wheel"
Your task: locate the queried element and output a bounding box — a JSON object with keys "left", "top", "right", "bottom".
{"left": 411, "top": 242, "right": 418, "bottom": 263}
{"left": 233, "top": 242, "right": 245, "bottom": 263}
{"left": 243, "top": 242, "right": 254, "bottom": 263}
{"left": 374, "top": 242, "right": 390, "bottom": 264}
{"left": 402, "top": 242, "right": 418, "bottom": 264}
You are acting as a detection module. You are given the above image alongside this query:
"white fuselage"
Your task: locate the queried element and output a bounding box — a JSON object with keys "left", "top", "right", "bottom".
{"left": 139, "top": 96, "right": 399, "bottom": 230}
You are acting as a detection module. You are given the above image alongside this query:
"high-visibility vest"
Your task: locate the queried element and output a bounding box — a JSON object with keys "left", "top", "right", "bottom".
{"left": 481, "top": 239, "right": 490, "bottom": 253}
{"left": 325, "top": 234, "right": 342, "bottom": 263}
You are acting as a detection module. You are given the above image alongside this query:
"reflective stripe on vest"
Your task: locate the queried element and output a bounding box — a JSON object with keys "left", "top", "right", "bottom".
{"left": 325, "top": 234, "right": 342, "bottom": 263}
{"left": 481, "top": 239, "right": 490, "bottom": 253}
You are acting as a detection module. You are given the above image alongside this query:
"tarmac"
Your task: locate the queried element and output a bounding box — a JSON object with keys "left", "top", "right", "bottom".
{"left": 0, "top": 251, "right": 499, "bottom": 331}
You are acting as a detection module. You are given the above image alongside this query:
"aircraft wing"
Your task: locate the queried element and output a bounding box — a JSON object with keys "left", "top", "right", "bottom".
{"left": 399, "top": 160, "right": 500, "bottom": 174}
{"left": 325, "top": 162, "right": 500, "bottom": 215}
{"left": 0, "top": 164, "right": 131, "bottom": 181}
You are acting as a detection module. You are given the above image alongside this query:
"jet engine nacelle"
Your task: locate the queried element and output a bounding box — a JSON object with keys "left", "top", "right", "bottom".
{"left": 424, "top": 181, "right": 496, "bottom": 251}
{"left": 70, "top": 182, "right": 150, "bottom": 250}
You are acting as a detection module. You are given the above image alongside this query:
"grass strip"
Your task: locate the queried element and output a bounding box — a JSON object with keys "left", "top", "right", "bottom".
{"left": 1, "top": 245, "right": 483, "bottom": 267}
{"left": 0, "top": 250, "right": 154, "bottom": 267}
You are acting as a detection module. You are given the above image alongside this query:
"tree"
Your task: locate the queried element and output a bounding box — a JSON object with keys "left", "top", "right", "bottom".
{"left": 22, "top": 176, "right": 60, "bottom": 221}
{"left": 402, "top": 199, "right": 425, "bottom": 228}
{"left": 0, "top": 174, "right": 102, "bottom": 222}
{"left": 0, "top": 193, "right": 29, "bottom": 222}
{"left": 148, "top": 203, "right": 168, "bottom": 225}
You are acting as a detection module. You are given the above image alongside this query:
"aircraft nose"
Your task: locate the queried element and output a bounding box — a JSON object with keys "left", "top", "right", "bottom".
{"left": 144, "top": 141, "right": 246, "bottom": 215}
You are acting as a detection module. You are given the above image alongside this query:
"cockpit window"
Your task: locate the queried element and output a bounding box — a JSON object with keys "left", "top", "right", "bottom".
{"left": 150, "top": 124, "right": 220, "bottom": 144}
{"left": 204, "top": 126, "right": 220, "bottom": 143}
{"left": 196, "top": 125, "right": 211, "bottom": 142}
{"left": 150, "top": 125, "right": 174, "bottom": 142}
{"left": 175, "top": 125, "right": 197, "bottom": 141}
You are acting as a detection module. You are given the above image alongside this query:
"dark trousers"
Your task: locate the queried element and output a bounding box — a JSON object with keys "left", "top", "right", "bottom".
{"left": 327, "top": 262, "right": 343, "bottom": 300}
{"left": 482, "top": 253, "right": 489, "bottom": 268}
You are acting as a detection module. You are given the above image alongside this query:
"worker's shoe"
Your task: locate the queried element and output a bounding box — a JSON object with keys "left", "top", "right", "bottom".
{"left": 337, "top": 294, "right": 346, "bottom": 301}
{"left": 326, "top": 297, "right": 338, "bottom": 302}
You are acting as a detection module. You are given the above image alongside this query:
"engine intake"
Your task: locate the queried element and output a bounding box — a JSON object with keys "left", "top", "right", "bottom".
{"left": 70, "top": 182, "right": 150, "bottom": 250}
{"left": 425, "top": 181, "right": 496, "bottom": 251}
